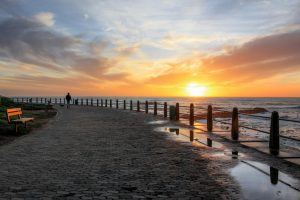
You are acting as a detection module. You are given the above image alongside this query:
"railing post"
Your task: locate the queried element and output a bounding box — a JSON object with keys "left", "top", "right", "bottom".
{"left": 269, "top": 111, "right": 279, "bottom": 155}
{"left": 60, "top": 98, "right": 62, "bottom": 104}
{"left": 207, "top": 105, "right": 213, "bottom": 132}
{"left": 105, "top": 99, "right": 107, "bottom": 107}
{"left": 86, "top": 99, "right": 88, "bottom": 106}
{"left": 164, "top": 102, "right": 167, "bottom": 118}
{"left": 190, "top": 130, "right": 194, "bottom": 142}
{"left": 45, "top": 98, "right": 46, "bottom": 103}
{"left": 110, "top": 99, "right": 112, "bottom": 108}
{"left": 55, "top": 98, "right": 57, "bottom": 104}
{"left": 130, "top": 100, "right": 133, "bottom": 110}
{"left": 175, "top": 103, "right": 179, "bottom": 121}
{"left": 190, "top": 103, "right": 194, "bottom": 126}
{"left": 91, "top": 98, "right": 93, "bottom": 106}
{"left": 96, "top": 99, "right": 99, "bottom": 107}
{"left": 123, "top": 100, "right": 126, "bottom": 110}
{"left": 36, "top": 97, "right": 38, "bottom": 104}
{"left": 154, "top": 101, "right": 157, "bottom": 115}
{"left": 80, "top": 99, "right": 83, "bottom": 106}
{"left": 231, "top": 107, "right": 239, "bottom": 140}
{"left": 169, "top": 105, "right": 176, "bottom": 120}
{"left": 137, "top": 101, "right": 140, "bottom": 112}
{"left": 101, "top": 99, "right": 103, "bottom": 107}
{"left": 64, "top": 98, "right": 65, "bottom": 104}
{"left": 116, "top": 99, "right": 119, "bottom": 109}
{"left": 145, "top": 101, "right": 148, "bottom": 113}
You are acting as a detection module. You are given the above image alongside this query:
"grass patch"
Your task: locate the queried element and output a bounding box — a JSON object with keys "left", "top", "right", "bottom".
{"left": 0, "top": 96, "right": 57, "bottom": 146}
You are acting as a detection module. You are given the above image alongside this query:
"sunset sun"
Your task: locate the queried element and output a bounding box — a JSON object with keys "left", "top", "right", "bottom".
{"left": 186, "top": 83, "right": 207, "bottom": 97}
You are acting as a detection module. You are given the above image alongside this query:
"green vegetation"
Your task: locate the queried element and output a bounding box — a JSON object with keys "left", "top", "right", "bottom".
{"left": 0, "top": 96, "right": 56, "bottom": 146}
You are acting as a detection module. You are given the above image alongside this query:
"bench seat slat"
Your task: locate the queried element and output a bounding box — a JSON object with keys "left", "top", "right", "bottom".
{"left": 12, "top": 118, "right": 34, "bottom": 123}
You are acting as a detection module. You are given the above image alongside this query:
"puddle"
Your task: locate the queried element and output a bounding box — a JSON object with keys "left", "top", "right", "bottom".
{"left": 201, "top": 150, "right": 246, "bottom": 160}
{"left": 154, "top": 126, "right": 191, "bottom": 134}
{"left": 154, "top": 126, "right": 182, "bottom": 134}
{"left": 154, "top": 127, "right": 192, "bottom": 142}
{"left": 154, "top": 126, "right": 224, "bottom": 149}
{"left": 231, "top": 160, "right": 300, "bottom": 199}
{"left": 148, "top": 120, "right": 169, "bottom": 125}
{"left": 194, "top": 137, "right": 223, "bottom": 148}
{"left": 224, "top": 150, "right": 245, "bottom": 159}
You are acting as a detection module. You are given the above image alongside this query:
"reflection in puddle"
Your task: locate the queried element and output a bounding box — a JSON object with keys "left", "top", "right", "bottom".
{"left": 148, "top": 120, "right": 168, "bottom": 125}
{"left": 231, "top": 160, "right": 300, "bottom": 200}
{"left": 190, "top": 130, "right": 194, "bottom": 142}
{"left": 203, "top": 150, "right": 245, "bottom": 159}
{"left": 195, "top": 137, "right": 223, "bottom": 148}
{"left": 154, "top": 126, "right": 224, "bottom": 149}
{"left": 154, "top": 127, "right": 193, "bottom": 143}
{"left": 154, "top": 126, "right": 191, "bottom": 135}
{"left": 231, "top": 150, "right": 239, "bottom": 159}
{"left": 169, "top": 128, "right": 179, "bottom": 135}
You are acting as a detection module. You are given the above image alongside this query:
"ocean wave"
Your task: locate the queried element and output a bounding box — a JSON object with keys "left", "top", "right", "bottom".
{"left": 277, "top": 106, "right": 300, "bottom": 109}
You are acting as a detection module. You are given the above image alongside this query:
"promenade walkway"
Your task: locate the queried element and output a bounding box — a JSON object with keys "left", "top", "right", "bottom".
{"left": 0, "top": 106, "right": 240, "bottom": 199}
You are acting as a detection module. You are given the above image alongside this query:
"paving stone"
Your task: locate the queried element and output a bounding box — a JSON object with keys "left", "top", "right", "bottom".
{"left": 0, "top": 106, "right": 242, "bottom": 199}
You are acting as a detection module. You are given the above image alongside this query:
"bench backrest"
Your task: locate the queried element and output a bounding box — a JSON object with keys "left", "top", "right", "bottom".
{"left": 6, "top": 108, "right": 22, "bottom": 123}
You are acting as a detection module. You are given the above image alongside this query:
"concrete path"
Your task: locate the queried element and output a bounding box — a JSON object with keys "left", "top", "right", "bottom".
{"left": 0, "top": 106, "right": 239, "bottom": 199}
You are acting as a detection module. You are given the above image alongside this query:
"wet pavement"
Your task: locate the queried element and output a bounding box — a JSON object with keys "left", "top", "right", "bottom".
{"left": 231, "top": 161, "right": 299, "bottom": 199}
{"left": 0, "top": 106, "right": 299, "bottom": 199}
{"left": 153, "top": 122, "right": 300, "bottom": 199}
{"left": 0, "top": 106, "right": 240, "bottom": 199}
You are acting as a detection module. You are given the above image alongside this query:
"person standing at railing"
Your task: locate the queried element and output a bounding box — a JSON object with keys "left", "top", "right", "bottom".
{"left": 66, "top": 92, "right": 72, "bottom": 109}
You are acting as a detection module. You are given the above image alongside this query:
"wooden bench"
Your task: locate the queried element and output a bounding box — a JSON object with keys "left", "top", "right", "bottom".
{"left": 6, "top": 108, "right": 34, "bottom": 132}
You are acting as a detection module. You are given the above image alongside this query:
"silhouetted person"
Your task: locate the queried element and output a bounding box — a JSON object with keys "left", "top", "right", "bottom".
{"left": 66, "top": 92, "right": 71, "bottom": 108}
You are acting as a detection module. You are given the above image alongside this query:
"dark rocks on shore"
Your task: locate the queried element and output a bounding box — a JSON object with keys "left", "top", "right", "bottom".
{"left": 181, "top": 107, "right": 268, "bottom": 120}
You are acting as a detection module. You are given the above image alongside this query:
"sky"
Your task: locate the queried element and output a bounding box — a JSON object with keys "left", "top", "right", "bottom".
{"left": 0, "top": 0, "right": 300, "bottom": 97}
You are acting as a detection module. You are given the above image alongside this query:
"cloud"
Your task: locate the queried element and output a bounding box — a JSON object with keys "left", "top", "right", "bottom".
{"left": 146, "top": 30, "right": 300, "bottom": 86}
{"left": 201, "top": 30, "right": 300, "bottom": 83}
{"left": 0, "top": 71, "right": 132, "bottom": 96}
{"left": 84, "top": 14, "right": 89, "bottom": 20}
{"left": 0, "top": 16, "right": 122, "bottom": 79}
{"left": 33, "top": 12, "right": 55, "bottom": 27}
{"left": 115, "top": 44, "right": 140, "bottom": 57}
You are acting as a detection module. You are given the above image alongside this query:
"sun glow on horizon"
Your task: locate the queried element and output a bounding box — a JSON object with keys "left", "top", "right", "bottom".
{"left": 185, "top": 83, "right": 207, "bottom": 97}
